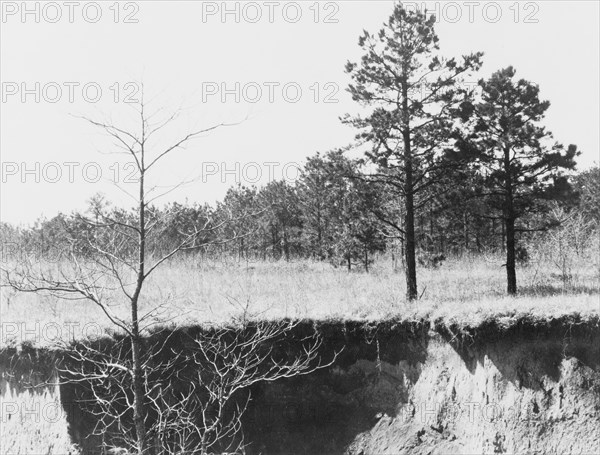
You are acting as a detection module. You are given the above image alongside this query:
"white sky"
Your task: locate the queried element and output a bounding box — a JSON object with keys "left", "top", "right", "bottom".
{"left": 1, "top": 0, "right": 599, "bottom": 225}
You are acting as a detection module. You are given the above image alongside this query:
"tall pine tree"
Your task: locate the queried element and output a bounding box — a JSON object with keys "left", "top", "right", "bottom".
{"left": 460, "top": 67, "right": 579, "bottom": 294}
{"left": 343, "top": 4, "right": 482, "bottom": 300}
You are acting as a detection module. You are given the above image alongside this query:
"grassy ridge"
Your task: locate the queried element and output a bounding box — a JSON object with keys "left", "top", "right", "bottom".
{"left": 1, "top": 252, "right": 598, "bottom": 348}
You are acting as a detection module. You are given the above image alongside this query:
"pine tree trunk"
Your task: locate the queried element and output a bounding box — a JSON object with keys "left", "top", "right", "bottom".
{"left": 429, "top": 205, "right": 434, "bottom": 254}
{"left": 401, "top": 72, "right": 418, "bottom": 301}
{"left": 317, "top": 212, "right": 323, "bottom": 260}
{"left": 505, "top": 216, "right": 517, "bottom": 295}
{"left": 501, "top": 219, "right": 506, "bottom": 253}
{"left": 284, "top": 229, "right": 290, "bottom": 262}
{"left": 404, "top": 192, "right": 418, "bottom": 301}
{"left": 504, "top": 144, "right": 517, "bottom": 295}
{"left": 463, "top": 212, "right": 469, "bottom": 252}
{"left": 403, "top": 140, "right": 417, "bottom": 300}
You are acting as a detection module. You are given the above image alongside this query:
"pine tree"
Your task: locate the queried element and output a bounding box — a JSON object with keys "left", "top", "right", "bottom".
{"left": 343, "top": 4, "right": 482, "bottom": 299}
{"left": 460, "top": 66, "right": 579, "bottom": 294}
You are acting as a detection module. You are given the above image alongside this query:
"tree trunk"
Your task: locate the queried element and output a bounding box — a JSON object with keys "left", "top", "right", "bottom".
{"left": 463, "top": 212, "right": 469, "bottom": 252}
{"left": 504, "top": 144, "right": 517, "bottom": 295}
{"left": 400, "top": 235, "right": 406, "bottom": 268}
{"left": 402, "top": 78, "right": 418, "bottom": 301}
{"left": 429, "top": 204, "right": 434, "bottom": 254}
{"left": 317, "top": 210, "right": 323, "bottom": 260}
{"left": 419, "top": 215, "right": 424, "bottom": 248}
{"left": 283, "top": 229, "right": 290, "bottom": 262}
{"left": 501, "top": 218, "right": 506, "bottom": 253}
{"left": 131, "top": 323, "right": 146, "bottom": 454}
{"left": 404, "top": 191, "right": 418, "bottom": 301}
{"left": 505, "top": 216, "right": 517, "bottom": 295}
{"left": 403, "top": 143, "right": 417, "bottom": 300}
{"left": 132, "top": 167, "right": 147, "bottom": 453}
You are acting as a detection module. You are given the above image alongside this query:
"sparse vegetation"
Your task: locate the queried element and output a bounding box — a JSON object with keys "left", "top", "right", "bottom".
{"left": 2, "top": 246, "right": 597, "bottom": 350}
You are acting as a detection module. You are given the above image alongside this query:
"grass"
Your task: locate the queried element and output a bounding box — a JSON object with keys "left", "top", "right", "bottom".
{"left": 1, "top": 251, "right": 598, "bottom": 348}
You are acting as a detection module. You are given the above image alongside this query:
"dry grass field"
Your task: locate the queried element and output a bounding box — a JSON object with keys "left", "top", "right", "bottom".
{"left": 2, "top": 249, "right": 598, "bottom": 348}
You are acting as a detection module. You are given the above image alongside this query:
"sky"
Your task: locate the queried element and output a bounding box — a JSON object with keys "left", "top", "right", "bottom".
{"left": 1, "top": 0, "right": 599, "bottom": 225}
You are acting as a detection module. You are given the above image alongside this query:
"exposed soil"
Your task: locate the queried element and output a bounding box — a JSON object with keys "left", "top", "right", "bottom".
{"left": 1, "top": 316, "right": 599, "bottom": 454}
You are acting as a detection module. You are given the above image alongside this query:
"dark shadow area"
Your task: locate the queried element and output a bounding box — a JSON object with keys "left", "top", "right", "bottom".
{"left": 242, "top": 319, "right": 430, "bottom": 455}
{"left": 58, "top": 335, "right": 131, "bottom": 454}
{"left": 57, "top": 319, "right": 430, "bottom": 455}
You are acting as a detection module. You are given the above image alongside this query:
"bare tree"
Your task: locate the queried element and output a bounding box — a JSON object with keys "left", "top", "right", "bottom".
{"left": 2, "top": 95, "right": 334, "bottom": 454}
{"left": 63, "top": 319, "right": 333, "bottom": 454}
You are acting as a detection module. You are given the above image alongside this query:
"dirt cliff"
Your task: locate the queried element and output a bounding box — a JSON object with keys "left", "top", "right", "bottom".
{"left": 1, "top": 316, "right": 599, "bottom": 454}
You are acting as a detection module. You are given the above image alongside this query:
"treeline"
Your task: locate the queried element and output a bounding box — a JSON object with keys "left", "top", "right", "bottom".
{"left": 1, "top": 157, "right": 598, "bottom": 270}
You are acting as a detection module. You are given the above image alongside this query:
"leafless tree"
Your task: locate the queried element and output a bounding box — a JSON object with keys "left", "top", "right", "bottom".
{"left": 2, "top": 94, "right": 335, "bottom": 454}
{"left": 527, "top": 204, "right": 598, "bottom": 289}
{"left": 64, "top": 319, "right": 333, "bottom": 454}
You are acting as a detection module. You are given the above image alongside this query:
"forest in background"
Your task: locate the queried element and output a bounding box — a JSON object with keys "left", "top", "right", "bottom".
{"left": 1, "top": 159, "right": 598, "bottom": 271}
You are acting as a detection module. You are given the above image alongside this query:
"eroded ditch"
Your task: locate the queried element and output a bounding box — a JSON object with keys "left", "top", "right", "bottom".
{"left": 1, "top": 316, "right": 599, "bottom": 454}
